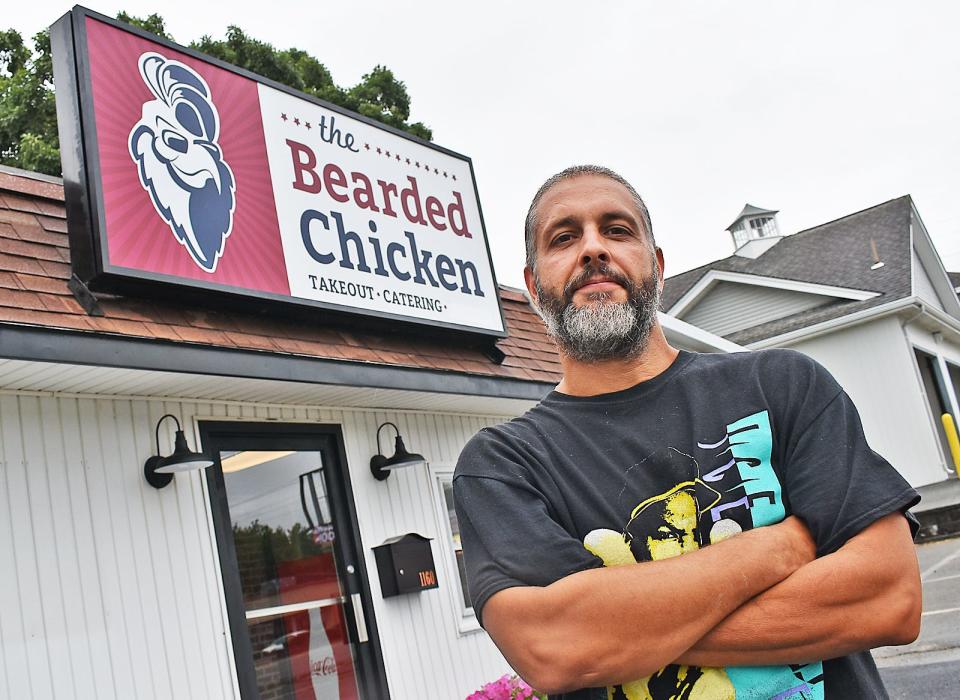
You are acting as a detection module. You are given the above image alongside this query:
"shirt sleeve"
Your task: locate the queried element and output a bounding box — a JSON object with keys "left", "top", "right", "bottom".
{"left": 453, "top": 431, "right": 603, "bottom": 626}
{"left": 776, "top": 359, "right": 920, "bottom": 556}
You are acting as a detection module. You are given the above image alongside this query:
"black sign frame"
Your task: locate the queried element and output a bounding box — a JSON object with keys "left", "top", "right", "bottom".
{"left": 51, "top": 6, "right": 508, "bottom": 339}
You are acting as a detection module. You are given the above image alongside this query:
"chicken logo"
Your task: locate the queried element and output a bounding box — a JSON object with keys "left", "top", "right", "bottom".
{"left": 128, "top": 52, "right": 235, "bottom": 273}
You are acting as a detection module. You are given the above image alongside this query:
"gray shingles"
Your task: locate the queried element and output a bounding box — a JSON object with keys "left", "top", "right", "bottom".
{"left": 662, "top": 196, "right": 914, "bottom": 343}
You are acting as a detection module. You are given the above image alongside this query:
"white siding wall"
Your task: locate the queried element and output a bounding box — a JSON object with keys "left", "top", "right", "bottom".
{"left": 0, "top": 395, "right": 238, "bottom": 700}
{"left": 0, "top": 391, "right": 518, "bottom": 700}
{"left": 789, "top": 316, "right": 950, "bottom": 487}
{"left": 912, "top": 247, "right": 945, "bottom": 311}
{"left": 329, "top": 408, "right": 514, "bottom": 700}
{"left": 683, "top": 282, "right": 832, "bottom": 337}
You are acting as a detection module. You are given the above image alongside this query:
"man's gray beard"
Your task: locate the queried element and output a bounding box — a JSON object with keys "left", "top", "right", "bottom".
{"left": 534, "top": 263, "right": 661, "bottom": 363}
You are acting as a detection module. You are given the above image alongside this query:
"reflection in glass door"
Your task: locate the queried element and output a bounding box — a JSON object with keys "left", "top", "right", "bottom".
{"left": 220, "top": 449, "right": 359, "bottom": 700}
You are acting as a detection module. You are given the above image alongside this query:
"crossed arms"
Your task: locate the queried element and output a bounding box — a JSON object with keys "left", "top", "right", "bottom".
{"left": 482, "top": 512, "right": 921, "bottom": 695}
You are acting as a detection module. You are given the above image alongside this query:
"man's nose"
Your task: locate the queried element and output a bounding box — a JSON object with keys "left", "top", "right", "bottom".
{"left": 578, "top": 226, "right": 610, "bottom": 267}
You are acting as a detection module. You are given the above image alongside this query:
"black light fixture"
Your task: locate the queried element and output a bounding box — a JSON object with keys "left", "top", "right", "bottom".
{"left": 370, "top": 421, "right": 426, "bottom": 481}
{"left": 144, "top": 414, "right": 215, "bottom": 488}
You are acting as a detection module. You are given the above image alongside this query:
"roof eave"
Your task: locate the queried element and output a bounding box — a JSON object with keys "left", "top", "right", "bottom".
{"left": 745, "top": 297, "right": 960, "bottom": 349}
{"left": 667, "top": 270, "right": 881, "bottom": 318}
{"left": 910, "top": 200, "right": 960, "bottom": 318}
{"left": 659, "top": 313, "right": 745, "bottom": 353}
{"left": 0, "top": 323, "right": 556, "bottom": 401}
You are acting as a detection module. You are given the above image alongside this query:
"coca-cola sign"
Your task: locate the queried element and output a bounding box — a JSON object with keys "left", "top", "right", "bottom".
{"left": 312, "top": 654, "right": 338, "bottom": 677}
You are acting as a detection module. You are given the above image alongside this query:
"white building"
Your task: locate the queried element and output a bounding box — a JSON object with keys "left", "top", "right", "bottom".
{"left": 664, "top": 197, "right": 960, "bottom": 492}
{"left": 0, "top": 165, "right": 737, "bottom": 700}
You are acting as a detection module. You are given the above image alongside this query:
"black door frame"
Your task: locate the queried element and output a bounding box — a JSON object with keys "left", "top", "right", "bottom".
{"left": 200, "top": 420, "right": 391, "bottom": 700}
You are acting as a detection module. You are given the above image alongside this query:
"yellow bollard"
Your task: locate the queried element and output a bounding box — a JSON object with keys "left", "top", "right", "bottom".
{"left": 942, "top": 413, "right": 960, "bottom": 475}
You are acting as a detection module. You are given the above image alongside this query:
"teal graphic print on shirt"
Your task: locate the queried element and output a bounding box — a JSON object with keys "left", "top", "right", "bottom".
{"left": 582, "top": 410, "right": 825, "bottom": 700}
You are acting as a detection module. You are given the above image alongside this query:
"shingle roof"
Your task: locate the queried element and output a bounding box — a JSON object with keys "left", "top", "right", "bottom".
{"left": 0, "top": 167, "right": 563, "bottom": 383}
{"left": 949, "top": 271, "right": 960, "bottom": 290}
{"left": 663, "top": 196, "right": 914, "bottom": 344}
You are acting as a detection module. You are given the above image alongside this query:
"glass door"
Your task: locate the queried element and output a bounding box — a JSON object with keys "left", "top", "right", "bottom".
{"left": 202, "top": 424, "right": 388, "bottom": 700}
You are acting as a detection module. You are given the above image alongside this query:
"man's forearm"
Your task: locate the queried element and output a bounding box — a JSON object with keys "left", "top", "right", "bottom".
{"left": 483, "top": 517, "right": 814, "bottom": 692}
{"left": 677, "top": 513, "right": 921, "bottom": 668}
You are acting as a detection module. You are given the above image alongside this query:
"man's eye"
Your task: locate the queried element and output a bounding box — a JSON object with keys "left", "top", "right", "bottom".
{"left": 608, "top": 226, "right": 631, "bottom": 236}
{"left": 551, "top": 233, "right": 573, "bottom": 246}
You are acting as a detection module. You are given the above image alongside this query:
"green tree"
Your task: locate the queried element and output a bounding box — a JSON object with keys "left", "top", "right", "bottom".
{"left": 115, "top": 12, "right": 174, "bottom": 41}
{"left": 0, "top": 28, "right": 59, "bottom": 174}
{"left": 232, "top": 520, "right": 330, "bottom": 602}
{"left": 348, "top": 65, "right": 431, "bottom": 139}
{"left": 191, "top": 27, "right": 431, "bottom": 139}
{"left": 0, "top": 12, "right": 431, "bottom": 176}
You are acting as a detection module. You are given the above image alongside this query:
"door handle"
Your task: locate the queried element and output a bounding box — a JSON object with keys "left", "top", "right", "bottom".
{"left": 245, "top": 596, "right": 347, "bottom": 620}
{"left": 351, "top": 592, "right": 369, "bottom": 644}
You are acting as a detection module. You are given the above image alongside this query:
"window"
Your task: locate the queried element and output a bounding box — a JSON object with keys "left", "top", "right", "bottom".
{"left": 945, "top": 360, "right": 960, "bottom": 473}
{"left": 948, "top": 361, "right": 960, "bottom": 410}
{"left": 913, "top": 347, "right": 954, "bottom": 471}
{"left": 432, "top": 467, "right": 479, "bottom": 633}
{"left": 442, "top": 479, "right": 471, "bottom": 609}
{"left": 749, "top": 217, "right": 773, "bottom": 237}
{"left": 731, "top": 225, "right": 748, "bottom": 249}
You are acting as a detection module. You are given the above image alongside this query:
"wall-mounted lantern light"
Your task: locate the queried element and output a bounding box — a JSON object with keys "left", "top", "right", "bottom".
{"left": 144, "top": 414, "right": 214, "bottom": 488}
{"left": 370, "top": 422, "right": 426, "bottom": 481}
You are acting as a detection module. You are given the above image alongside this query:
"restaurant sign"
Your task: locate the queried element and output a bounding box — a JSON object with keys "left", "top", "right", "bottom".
{"left": 51, "top": 7, "right": 506, "bottom": 337}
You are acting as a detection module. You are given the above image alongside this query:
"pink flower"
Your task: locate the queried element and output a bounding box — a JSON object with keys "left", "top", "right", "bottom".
{"left": 468, "top": 673, "right": 545, "bottom": 700}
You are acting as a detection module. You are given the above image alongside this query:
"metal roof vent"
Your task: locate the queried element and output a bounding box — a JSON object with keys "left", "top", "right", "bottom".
{"left": 870, "top": 239, "right": 885, "bottom": 270}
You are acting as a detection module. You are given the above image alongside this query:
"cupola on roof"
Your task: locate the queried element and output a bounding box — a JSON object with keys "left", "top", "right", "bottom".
{"left": 726, "top": 203, "right": 782, "bottom": 256}
{"left": 726, "top": 204, "right": 780, "bottom": 232}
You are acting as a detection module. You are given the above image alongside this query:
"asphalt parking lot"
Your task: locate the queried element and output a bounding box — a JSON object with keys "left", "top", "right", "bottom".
{"left": 874, "top": 536, "right": 960, "bottom": 698}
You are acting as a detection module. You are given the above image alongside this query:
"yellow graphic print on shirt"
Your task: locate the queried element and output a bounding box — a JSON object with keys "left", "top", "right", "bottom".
{"left": 584, "top": 486, "right": 736, "bottom": 700}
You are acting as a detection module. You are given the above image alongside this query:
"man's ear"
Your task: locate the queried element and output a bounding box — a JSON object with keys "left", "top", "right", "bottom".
{"left": 523, "top": 266, "right": 539, "bottom": 305}
{"left": 655, "top": 248, "right": 665, "bottom": 289}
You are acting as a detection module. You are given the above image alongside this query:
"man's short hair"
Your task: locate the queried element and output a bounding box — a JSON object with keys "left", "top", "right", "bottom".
{"left": 524, "top": 164, "right": 655, "bottom": 269}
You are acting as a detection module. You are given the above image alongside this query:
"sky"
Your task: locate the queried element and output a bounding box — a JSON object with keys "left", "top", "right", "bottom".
{"left": 12, "top": 1, "right": 960, "bottom": 289}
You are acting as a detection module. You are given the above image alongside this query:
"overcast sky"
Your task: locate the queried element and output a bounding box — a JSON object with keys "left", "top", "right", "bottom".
{"left": 14, "top": 1, "right": 960, "bottom": 289}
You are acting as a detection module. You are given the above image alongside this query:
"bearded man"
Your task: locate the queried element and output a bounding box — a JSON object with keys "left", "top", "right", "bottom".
{"left": 453, "top": 165, "right": 921, "bottom": 700}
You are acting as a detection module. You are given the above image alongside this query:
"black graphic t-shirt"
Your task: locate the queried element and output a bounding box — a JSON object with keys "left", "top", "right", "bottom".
{"left": 454, "top": 349, "right": 919, "bottom": 700}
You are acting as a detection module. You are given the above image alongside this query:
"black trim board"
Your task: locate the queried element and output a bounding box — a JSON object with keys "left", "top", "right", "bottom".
{"left": 0, "top": 324, "right": 554, "bottom": 401}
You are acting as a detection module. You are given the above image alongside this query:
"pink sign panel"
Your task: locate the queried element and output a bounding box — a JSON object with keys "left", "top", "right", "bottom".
{"left": 86, "top": 17, "right": 290, "bottom": 294}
